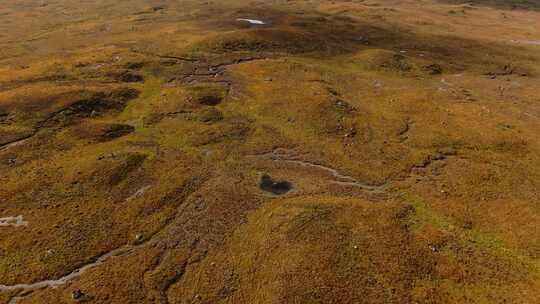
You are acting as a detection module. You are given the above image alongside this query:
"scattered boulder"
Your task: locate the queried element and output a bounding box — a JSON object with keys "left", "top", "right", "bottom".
{"left": 72, "top": 289, "right": 84, "bottom": 300}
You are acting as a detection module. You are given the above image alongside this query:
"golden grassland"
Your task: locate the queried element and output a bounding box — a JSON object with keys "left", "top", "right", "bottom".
{"left": 1, "top": 0, "right": 539, "bottom": 303}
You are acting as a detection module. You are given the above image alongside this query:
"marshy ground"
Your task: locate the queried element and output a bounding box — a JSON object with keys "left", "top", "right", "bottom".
{"left": 1, "top": 0, "right": 540, "bottom": 303}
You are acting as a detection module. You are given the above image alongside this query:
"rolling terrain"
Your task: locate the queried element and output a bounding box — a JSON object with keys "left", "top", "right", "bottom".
{"left": 1, "top": 0, "right": 540, "bottom": 303}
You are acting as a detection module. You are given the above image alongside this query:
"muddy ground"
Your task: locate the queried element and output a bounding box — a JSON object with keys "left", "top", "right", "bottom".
{"left": 1, "top": 0, "right": 539, "bottom": 303}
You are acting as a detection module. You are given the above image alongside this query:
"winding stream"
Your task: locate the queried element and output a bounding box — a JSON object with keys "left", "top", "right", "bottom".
{"left": 257, "top": 148, "right": 389, "bottom": 193}
{"left": 0, "top": 245, "right": 135, "bottom": 302}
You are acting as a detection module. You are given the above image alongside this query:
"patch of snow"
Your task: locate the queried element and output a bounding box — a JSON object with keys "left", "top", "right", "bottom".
{"left": 236, "top": 18, "right": 265, "bottom": 25}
